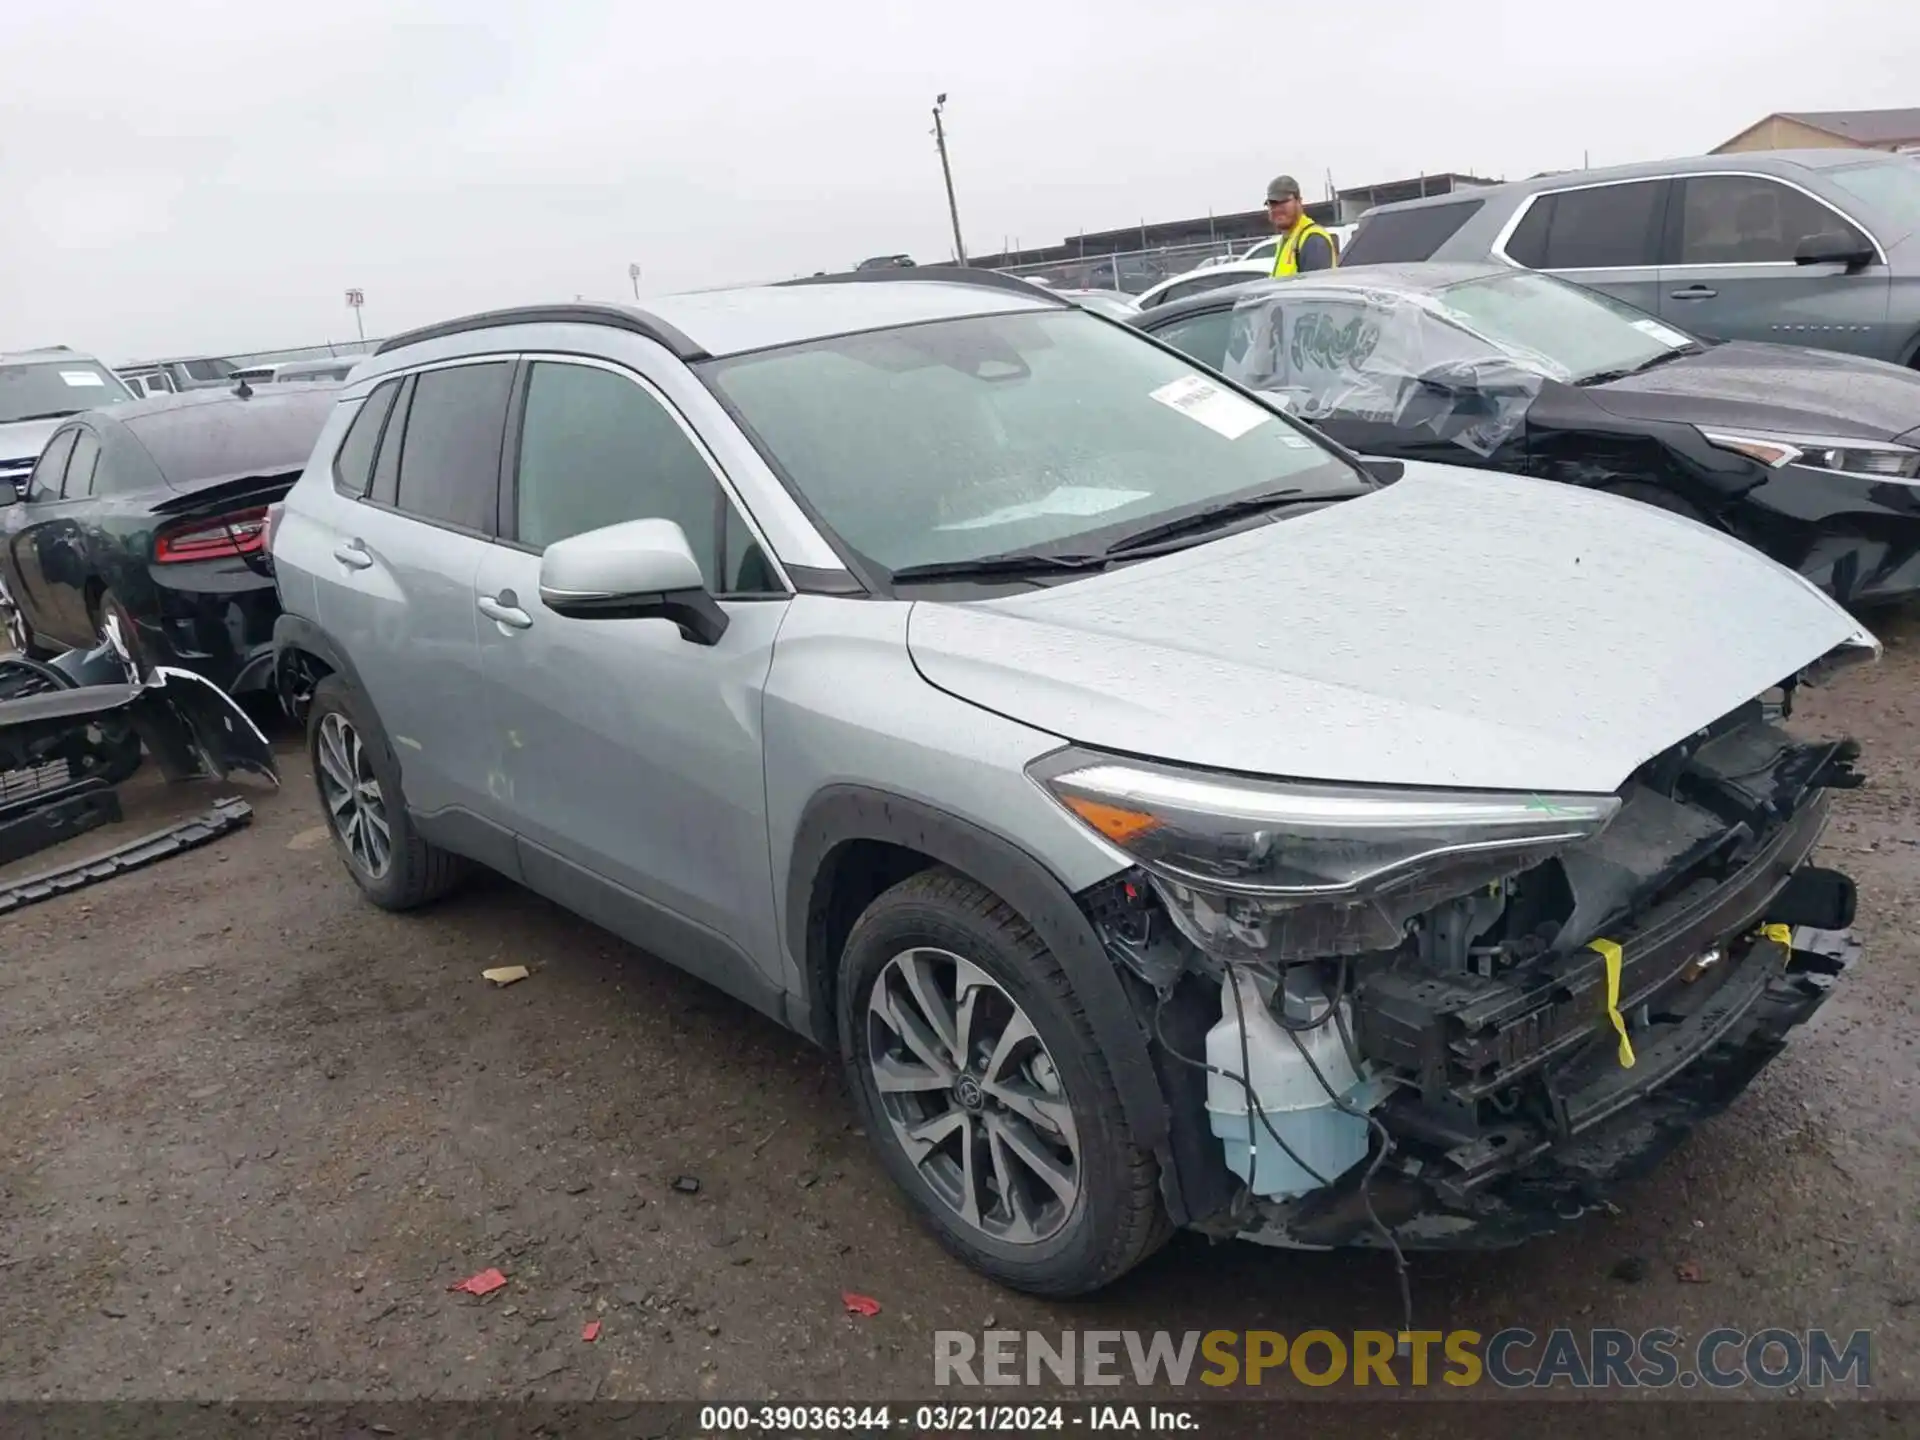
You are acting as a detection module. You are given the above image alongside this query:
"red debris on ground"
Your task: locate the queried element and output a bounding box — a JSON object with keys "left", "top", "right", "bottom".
{"left": 582, "top": 1320, "right": 602, "bottom": 1342}
{"left": 842, "top": 1292, "right": 881, "bottom": 1317}
{"left": 448, "top": 1268, "right": 508, "bottom": 1297}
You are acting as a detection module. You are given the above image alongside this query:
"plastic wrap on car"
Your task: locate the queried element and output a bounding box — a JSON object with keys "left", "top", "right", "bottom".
{"left": 1221, "top": 283, "right": 1562, "bottom": 458}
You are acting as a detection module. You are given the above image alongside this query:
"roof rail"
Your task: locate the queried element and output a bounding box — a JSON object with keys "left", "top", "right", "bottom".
{"left": 777, "top": 265, "right": 1066, "bottom": 305}
{"left": 373, "top": 303, "right": 709, "bottom": 361}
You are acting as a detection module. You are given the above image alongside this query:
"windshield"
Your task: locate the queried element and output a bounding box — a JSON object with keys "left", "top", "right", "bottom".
{"left": 1434, "top": 271, "right": 1694, "bottom": 382}
{"left": 702, "top": 309, "right": 1358, "bottom": 573}
{"left": 0, "top": 360, "right": 134, "bottom": 423}
{"left": 1825, "top": 160, "right": 1920, "bottom": 243}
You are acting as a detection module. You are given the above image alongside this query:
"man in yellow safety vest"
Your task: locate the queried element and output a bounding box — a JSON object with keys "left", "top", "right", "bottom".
{"left": 1265, "top": 174, "right": 1338, "bottom": 276}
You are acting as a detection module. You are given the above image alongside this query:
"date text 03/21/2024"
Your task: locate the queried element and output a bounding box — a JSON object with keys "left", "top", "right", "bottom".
{"left": 697, "top": 1405, "right": 1196, "bottom": 1432}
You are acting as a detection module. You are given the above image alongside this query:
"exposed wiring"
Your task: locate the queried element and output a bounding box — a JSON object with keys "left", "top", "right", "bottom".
{"left": 1152, "top": 960, "right": 1414, "bottom": 1346}
{"left": 1280, "top": 1013, "right": 1415, "bottom": 1349}
{"left": 1150, "top": 985, "right": 1330, "bottom": 1190}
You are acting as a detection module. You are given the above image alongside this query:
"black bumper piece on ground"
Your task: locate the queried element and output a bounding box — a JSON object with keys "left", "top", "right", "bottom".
{"left": 0, "top": 796, "right": 254, "bottom": 915}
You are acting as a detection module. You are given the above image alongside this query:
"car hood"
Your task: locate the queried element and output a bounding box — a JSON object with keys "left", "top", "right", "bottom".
{"left": 906, "top": 463, "right": 1872, "bottom": 794}
{"left": 1581, "top": 341, "right": 1920, "bottom": 442}
{"left": 0, "top": 415, "right": 64, "bottom": 465}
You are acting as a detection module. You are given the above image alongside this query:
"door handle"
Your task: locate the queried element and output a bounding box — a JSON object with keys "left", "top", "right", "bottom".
{"left": 477, "top": 594, "right": 533, "bottom": 630}
{"left": 1668, "top": 286, "right": 1718, "bottom": 300}
{"left": 332, "top": 539, "right": 373, "bottom": 570}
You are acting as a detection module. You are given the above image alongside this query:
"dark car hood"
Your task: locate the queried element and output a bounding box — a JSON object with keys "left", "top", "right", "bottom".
{"left": 1582, "top": 341, "right": 1920, "bottom": 443}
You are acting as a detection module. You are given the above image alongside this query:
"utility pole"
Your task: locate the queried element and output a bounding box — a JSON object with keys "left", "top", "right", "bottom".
{"left": 931, "top": 93, "right": 967, "bottom": 266}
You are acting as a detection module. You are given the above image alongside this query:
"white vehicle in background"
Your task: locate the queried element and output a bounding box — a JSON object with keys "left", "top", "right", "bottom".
{"left": 1139, "top": 224, "right": 1361, "bottom": 309}
{"left": 1195, "top": 223, "right": 1358, "bottom": 272}
{"left": 1133, "top": 259, "right": 1277, "bottom": 311}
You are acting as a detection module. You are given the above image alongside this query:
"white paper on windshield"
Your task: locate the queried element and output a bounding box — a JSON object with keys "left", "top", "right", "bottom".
{"left": 935, "top": 486, "right": 1151, "bottom": 532}
{"left": 1630, "top": 319, "right": 1691, "bottom": 349}
{"left": 1148, "top": 375, "right": 1270, "bottom": 440}
{"left": 59, "top": 371, "right": 106, "bottom": 387}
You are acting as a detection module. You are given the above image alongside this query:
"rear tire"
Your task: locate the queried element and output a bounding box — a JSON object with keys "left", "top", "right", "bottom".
{"left": 0, "top": 580, "right": 53, "bottom": 660}
{"left": 94, "top": 588, "right": 153, "bottom": 679}
{"left": 306, "top": 673, "right": 466, "bottom": 910}
{"left": 837, "top": 866, "right": 1171, "bottom": 1296}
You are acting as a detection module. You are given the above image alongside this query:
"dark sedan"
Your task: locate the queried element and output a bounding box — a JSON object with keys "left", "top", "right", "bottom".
{"left": 1131, "top": 263, "right": 1920, "bottom": 605}
{"left": 0, "top": 383, "right": 336, "bottom": 689}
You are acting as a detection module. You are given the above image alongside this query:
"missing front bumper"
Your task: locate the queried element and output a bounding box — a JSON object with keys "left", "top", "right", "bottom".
{"left": 1237, "top": 925, "right": 1857, "bottom": 1250}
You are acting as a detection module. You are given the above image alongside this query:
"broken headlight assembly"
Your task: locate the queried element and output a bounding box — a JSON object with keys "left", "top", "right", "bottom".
{"left": 1030, "top": 747, "right": 1620, "bottom": 962}
{"left": 1701, "top": 428, "right": 1920, "bottom": 481}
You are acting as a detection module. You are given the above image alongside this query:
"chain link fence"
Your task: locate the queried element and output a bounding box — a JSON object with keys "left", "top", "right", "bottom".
{"left": 993, "top": 238, "right": 1252, "bottom": 294}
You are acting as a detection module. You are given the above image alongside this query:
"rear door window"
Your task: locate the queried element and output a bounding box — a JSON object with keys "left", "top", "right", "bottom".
{"left": 1502, "top": 180, "right": 1666, "bottom": 270}
{"left": 1340, "top": 199, "right": 1485, "bottom": 265}
{"left": 391, "top": 362, "right": 512, "bottom": 533}
{"left": 1674, "top": 174, "right": 1869, "bottom": 264}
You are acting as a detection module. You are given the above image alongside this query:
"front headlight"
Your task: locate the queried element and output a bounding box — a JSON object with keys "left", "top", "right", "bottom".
{"left": 1031, "top": 749, "right": 1620, "bottom": 961}
{"left": 1702, "top": 428, "right": 1920, "bottom": 481}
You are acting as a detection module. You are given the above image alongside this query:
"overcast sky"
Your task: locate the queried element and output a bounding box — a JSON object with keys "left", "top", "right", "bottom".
{"left": 2, "top": 0, "right": 1914, "bottom": 361}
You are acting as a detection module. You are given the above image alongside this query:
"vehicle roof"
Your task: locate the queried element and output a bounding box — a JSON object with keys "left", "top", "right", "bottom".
{"left": 90, "top": 382, "right": 339, "bottom": 488}
{"left": 1133, "top": 262, "right": 1515, "bottom": 324}
{"left": 1, "top": 348, "right": 105, "bottom": 366}
{"left": 368, "top": 272, "right": 1061, "bottom": 371}
{"left": 1360, "top": 149, "right": 1908, "bottom": 216}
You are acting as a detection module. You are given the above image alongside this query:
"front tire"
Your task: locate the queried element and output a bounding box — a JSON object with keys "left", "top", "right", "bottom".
{"left": 837, "top": 867, "right": 1169, "bottom": 1296}
{"left": 306, "top": 673, "right": 465, "bottom": 910}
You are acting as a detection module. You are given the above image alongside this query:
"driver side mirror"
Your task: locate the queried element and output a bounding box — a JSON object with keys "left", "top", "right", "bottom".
{"left": 1794, "top": 231, "right": 1875, "bottom": 272}
{"left": 537, "top": 518, "right": 729, "bottom": 646}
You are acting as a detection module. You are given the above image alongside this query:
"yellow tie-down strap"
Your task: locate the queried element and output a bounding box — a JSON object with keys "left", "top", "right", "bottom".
{"left": 1761, "top": 922, "right": 1794, "bottom": 948}
{"left": 1586, "top": 938, "right": 1636, "bottom": 1069}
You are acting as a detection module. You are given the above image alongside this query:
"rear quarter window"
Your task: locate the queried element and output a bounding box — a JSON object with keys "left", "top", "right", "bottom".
{"left": 332, "top": 380, "right": 400, "bottom": 497}
{"left": 1341, "top": 200, "right": 1485, "bottom": 265}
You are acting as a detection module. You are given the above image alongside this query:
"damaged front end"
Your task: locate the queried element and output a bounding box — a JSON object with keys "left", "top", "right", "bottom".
{"left": 1053, "top": 681, "right": 1867, "bottom": 1250}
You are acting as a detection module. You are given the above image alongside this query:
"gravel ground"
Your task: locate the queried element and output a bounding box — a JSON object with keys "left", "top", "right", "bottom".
{"left": 0, "top": 612, "right": 1916, "bottom": 1407}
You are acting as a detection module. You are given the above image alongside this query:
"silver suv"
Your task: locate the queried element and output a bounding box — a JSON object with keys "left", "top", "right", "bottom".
{"left": 1341, "top": 150, "right": 1920, "bottom": 367}
{"left": 270, "top": 271, "right": 1873, "bottom": 1295}
{"left": 1, "top": 347, "right": 136, "bottom": 498}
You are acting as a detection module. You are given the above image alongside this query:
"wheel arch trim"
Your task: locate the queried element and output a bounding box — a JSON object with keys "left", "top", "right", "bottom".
{"left": 784, "top": 784, "right": 1178, "bottom": 1209}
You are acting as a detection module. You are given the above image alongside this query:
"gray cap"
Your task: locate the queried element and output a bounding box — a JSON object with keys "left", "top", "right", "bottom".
{"left": 1266, "top": 174, "right": 1302, "bottom": 203}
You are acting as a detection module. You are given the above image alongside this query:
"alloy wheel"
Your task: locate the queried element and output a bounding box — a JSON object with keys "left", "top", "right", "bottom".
{"left": 866, "top": 947, "right": 1081, "bottom": 1245}
{"left": 316, "top": 711, "right": 392, "bottom": 879}
{"left": 0, "top": 577, "right": 29, "bottom": 656}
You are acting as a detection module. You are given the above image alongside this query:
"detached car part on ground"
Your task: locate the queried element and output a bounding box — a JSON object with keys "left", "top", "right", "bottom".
{"left": 1134, "top": 263, "right": 1920, "bottom": 606}
{"left": 269, "top": 272, "right": 1875, "bottom": 1297}
{"left": 0, "top": 621, "right": 278, "bottom": 882}
{"left": 0, "top": 381, "right": 335, "bottom": 692}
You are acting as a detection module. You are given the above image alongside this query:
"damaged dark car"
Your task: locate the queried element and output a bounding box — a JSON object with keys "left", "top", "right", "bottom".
{"left": 1132, "top": 263, "right": 1920, "bottom": 606}
{"left": 0, "top": 381, "right": 335, "bottom": 689}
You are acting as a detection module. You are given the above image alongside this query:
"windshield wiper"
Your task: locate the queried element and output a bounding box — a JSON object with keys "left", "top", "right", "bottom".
{"left": 3, "top": 410, "right": 80, "bottom": 424}
{"left": 887, "top": 550, "right": 1110, "bottom": 584}
{"left": 1101, "top": 486, "right": 1372, "bottom": 557}
{"left": 1578, "top": 346, "right": 1702, "bottom": 387}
